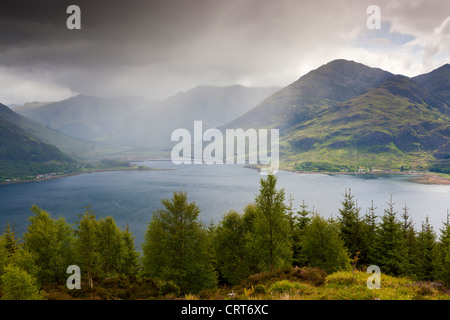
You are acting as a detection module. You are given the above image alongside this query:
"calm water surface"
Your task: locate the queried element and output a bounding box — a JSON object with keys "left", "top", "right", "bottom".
{"left": 0, "top": 161, "right": 449, "bottom": 247}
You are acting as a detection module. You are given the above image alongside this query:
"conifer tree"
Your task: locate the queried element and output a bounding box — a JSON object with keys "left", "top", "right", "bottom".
{"left": 434, "top": 210, "right": 450, "bottom": 284}
{"left": 416, "top": 216, "right": 436, "bottom": 281}
{"left": 375, "top": 196, "right": 406, "bottom": 276}
{"left": 1, "top": 223, "right": 20, "bottom": 260}
{"left": 300, "top": 214, "right": 350, "bottom": 273}
{"left": 361, "top": 200, "right": 378, "bottom": 265}
{"left": 337, "top": 189, "right": 367, "bottom": 265}
{"left": 292, "top": 200, "right": 311, "bottom": 267}
{"left": 252, "top": 175, "right": 292, "bottom": 272}
{"left": 399, "top": 203, "right": 418, "bottom": 277}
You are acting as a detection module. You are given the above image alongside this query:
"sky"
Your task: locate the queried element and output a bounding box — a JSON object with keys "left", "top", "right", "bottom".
{"left": 0, "top": 0, "right": 449, "bottom": 105}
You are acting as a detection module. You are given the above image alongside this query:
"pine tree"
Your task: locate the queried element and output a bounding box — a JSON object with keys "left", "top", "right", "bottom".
{"left": 361, "top": 200, "right": 378, "bottom": 265}
{"left": 252, "top": 175, "right": 292, "bottom": 272}
{"left": 337, "top": 189, "right": 367, "bottom": 265}
{"left": 1, "top": 223, "right": 20, "bottom": 259}
{"left": 399, "top": 203, "right": 418, "bottom": 277}
{"left": 416, "top": 216, "right": 436, "bottom": 281}
{"left": 300, "top": 214, "right": 350, "bottom": 273}
{"left": 434, "top": 210, "right": 450, "bottom": 284}
{"left": 292, "top": 200, "right": 311, "bottom": 267}
{"left": 375, "top": 195, "right": 405, "bottom": 276}
{"left": 142, "top": 191, "right": 217, "bottom": 293}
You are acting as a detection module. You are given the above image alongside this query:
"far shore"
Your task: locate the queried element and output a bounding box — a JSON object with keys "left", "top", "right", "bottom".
{"left": 0, "top": 166, "right": 174, "bottom": 186}
{"left": 244, "top": 164, "right": 450, "bottom": 185}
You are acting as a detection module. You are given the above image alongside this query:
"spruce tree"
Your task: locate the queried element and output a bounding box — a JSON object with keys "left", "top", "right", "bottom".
{"left": 362, "top": 200, "right": 378, "bottom": 265}
{"left": 300, "top": 214, "right": 350, "bottom": 273}
{"left": 292, "top": 200, "right": 311, "bottom": 267}
{"left": 434, "top": 210, "right": 450, "bottom": 284}
{"left": 399, "top": 203, "right": 418, "bottom": 277}
{"left": 375, "top": 195, "right": 405, "bottom": 276}
{"left": 337, "top": 189, "right": 367, "bottom": 265}
{"left": 416, "top": 216, "right": 436, "bottom": 281}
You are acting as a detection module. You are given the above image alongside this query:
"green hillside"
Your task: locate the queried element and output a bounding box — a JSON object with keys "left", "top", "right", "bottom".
{"left": 225, "top": 59, "right": 392, "bottom": 132}
{"left": 0, "top": 102, "right": 91, "bottom": 159}
{"left": 0, "top": 104, "right": 77, "bottom": 180}
{"left": 280, "top": 75, "right": 450, "bottom": 171}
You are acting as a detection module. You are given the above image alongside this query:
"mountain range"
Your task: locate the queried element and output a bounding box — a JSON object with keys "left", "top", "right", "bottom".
{"left": 0, "top": 103, "right": 77, "bottom": 180}
{"left": 2, "top": 59, "right": 450, "bottom": 178}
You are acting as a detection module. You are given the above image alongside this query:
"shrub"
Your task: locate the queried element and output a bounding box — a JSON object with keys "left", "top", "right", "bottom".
{"left": 293, "top": 267, "right": 328, "bottom": 286}
{"left": 270, "top": 280, "right": 306, "bottom": 294}
{"left": 254, "top": 284, "right": 266, "bottom": 295}
{"left": 160, "top": 280, "right": 180, "bottom": 296}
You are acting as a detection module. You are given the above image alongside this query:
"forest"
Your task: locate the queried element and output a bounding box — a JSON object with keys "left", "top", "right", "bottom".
{"left": 0, "top": 175, "right": 449, "bottom": 300}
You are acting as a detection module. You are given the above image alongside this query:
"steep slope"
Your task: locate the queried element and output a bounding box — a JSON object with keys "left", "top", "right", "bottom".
{"left": 0, "top": 102, "right": 91, "bottom": 158}
{"left": 225, "top": 59, "right": 392, "bottom": 132}
{"left": 413, "top": 64, "right": 450, "bottom": 105}
{"left": 16, "top": 95, "right": 152, "bottom": 143}
{"left": 281, "top": 75, "right": 450, "bottom": 171}
{"left": 122, "top": 85, "right": 281, "bottom": 148}
{"left": 0, "top": 103, "right": 76, "bottom": 180}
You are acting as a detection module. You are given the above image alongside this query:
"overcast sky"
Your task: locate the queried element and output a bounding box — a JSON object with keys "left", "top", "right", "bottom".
{"left": 0, "top": 0, "right": 449, "bottom": 104}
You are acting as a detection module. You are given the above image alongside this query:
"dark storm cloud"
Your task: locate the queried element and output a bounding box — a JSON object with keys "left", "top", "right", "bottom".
{"left": 0, "top": 0, "right": 449, "bottom": 104}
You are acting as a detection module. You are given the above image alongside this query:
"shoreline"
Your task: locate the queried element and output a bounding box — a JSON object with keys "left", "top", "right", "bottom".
{"left": 0, "top": 166, "right": 174, "bottom": 186}
{"left": 244, "top": 164, "right": 450, "bottom": 185}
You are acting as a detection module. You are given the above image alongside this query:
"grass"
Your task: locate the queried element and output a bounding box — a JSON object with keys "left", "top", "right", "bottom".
{"left": 186, "top": 269, "right": 450, "bottom": 301}
{"left": 39, "top": 267, "right": 450, "bottom": 300}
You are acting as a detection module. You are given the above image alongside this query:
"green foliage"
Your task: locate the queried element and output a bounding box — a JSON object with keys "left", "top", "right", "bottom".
{"left": 300, "top": 214, "right": 351, "bottom": 273}
{"left": 0, "top": 265, "right": 44, "bottom": 300}
{"left": 97, "top": 216, "right": 125, "bottom": 276}
{"left": 375, "top": 196, "right": 407, "bottom": 276}
{"left": 142, "top": 191, "right": 217, "bottom": 294}
{"left": 295, "top": 161, "right": 353, "bottom": 172}
{"left": 251, "top": 175, "right": 292, "bottom": 272}
{"left": 23, "top": 206, "right": 75, "bottom": 284}
{"left": 416, "top": 216, "right": 437, "bottom": 281}
{"left": 337, "top": 189, "right": 367, "bottom": 264}
{"left": 270, "top": 280, "right": 307, "bottom": 294}
{"left": 214, "top": 210, "right": 253, "bottom": 285}
{"left": 74, "top": 206, "right": 100, "bottom": 289}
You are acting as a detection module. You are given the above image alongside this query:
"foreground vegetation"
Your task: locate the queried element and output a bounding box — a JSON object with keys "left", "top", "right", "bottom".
{"left": 0, "top": 175, "right": 449, "bottom": 300}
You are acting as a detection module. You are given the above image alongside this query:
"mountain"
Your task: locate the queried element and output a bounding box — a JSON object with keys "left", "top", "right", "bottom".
{"left": 225, "top": 59, "right": 393, "bottom": 132}
{"left": 413, "top": 64, "right": 450, "bottom": 105}
{"left": 114, "top": 85, "right": 281, "bottom": 148}
{"left": 0, "top": 101, "right": 91, "bottom": 158}
{"left": 15, "top": 95, "right": 153, "bottom": 143}
{"left": 0, "top": 103, "right": 76, "bottom": 180}
{"left": 280, "top": 75, "right": 450, "bottom": 171}
{"left": 16, "top": 86, "right": 279, "bottom": 150}
{"left": 13, "top": 101, "right": 53, "bottom": 113}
